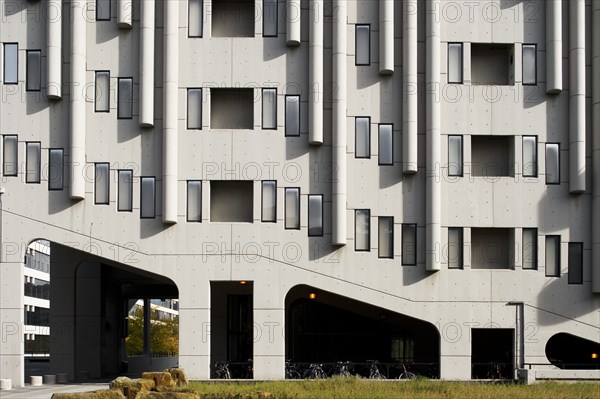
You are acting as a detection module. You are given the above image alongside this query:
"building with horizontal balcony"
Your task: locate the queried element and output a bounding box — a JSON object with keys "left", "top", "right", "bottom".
{"left": 0, "top": 0, "right": 599, "bottom": 386}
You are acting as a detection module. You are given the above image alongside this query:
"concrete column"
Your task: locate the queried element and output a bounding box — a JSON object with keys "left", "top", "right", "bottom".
{"left": 593, "top": 0, "right": 600, "bottom": 293}
{"left": 163, "top": 0, "right": 179, "bottom": 224}
{"left": 47, "top": 0, "right": 62, "bottom": 100}
{"left": 118, "top": 0, "right": 133, "bottom": 28}
{"left": 379, "top": 0, "right": 394, "bottom": 75}
{"left": 309, "top": 0, "right": 323, "bottom": 145}
{"left": 253, "top": 279, "right": 285, "bottom": 379}
{"left": 287, "top": 0, "right": 301, "bottom": 46}
{"left": 403, "top": 0, "right": 418, "bottom": 174}
{"left": 546, "top": 0, "right": 562, "bottom": 94}
{"left": 332, "top": 0, "right": 347, "bottom": 246}
{"left": 0, "top": 258, "right": 25, "bottom": 387}
{"left": 140, "top": 0, "right": 155, "bottom": 127}
{"left": 425, "top": 0, "right": 441, "bottom": 272}
{"left": 569, "top": 0, "right": 585, "bottom": 194}
{"left": 143, "top": 299, "right": 151, "bottom": 355}
{"left": 70, "top": 0, "right": 87, "bottom": 200}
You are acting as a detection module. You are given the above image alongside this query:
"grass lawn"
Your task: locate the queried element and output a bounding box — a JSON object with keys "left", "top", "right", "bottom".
{"left": 189, "top": 377, "right": 599, "bottom": 399}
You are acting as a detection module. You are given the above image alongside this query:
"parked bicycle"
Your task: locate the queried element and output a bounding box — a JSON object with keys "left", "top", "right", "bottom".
{"left": 367, "top": 360, "right": 386, "bottom": 379}
{"left": 285, "top": 360, "right": 302, "bottom": 379}
{"left": 331, "top": 361, "right": 352, "bottom": 377}
{"left": 214, "top": 361, "right": 231, "bottom": 379}
{"left": 398, "top": 363, "right": 416, "bottom": 379}
{"left": 486, "top": 362, "right": 503, "bottom": 380}
{"left": 303, "top": 363, "right": 327, "bottom": 379}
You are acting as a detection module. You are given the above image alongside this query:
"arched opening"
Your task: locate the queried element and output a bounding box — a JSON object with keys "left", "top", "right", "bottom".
{"left": 285, "top": 285, "right": 440, "bottom": 378}
{"left": 38, "top": 241, "right": 180, "bottom": 381}
{"left": 546, "top": 333, "right": 600, "bottom": 370}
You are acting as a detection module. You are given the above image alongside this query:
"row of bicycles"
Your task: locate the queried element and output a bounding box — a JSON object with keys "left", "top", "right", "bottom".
{"left": 213, "top": 359, "right": 419, "bottom": 379}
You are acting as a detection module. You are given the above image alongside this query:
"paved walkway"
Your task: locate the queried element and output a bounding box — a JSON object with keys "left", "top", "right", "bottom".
{"left": 0, "top": 383, "right": 109, "bottom": 399}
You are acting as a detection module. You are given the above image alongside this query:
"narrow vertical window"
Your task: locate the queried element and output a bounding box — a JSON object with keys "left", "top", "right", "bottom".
{"left": 522, "top": 228, "right": 537, "bottom": 270}
{"left": 25, "top": 142, "right": 41, "bottom": 184}
{"left": 522, "top": 44, "right": 537, "bottom": 85}
{"left": 188, "top": 0, "right": 203, "bottom": 37}
{"left": 402, "top": 224, "right": 417, "bottom": 266}
{"left": 355, "top": 24, "right": 370, "bottom": 66}
{"left": 97, "top": 0, "right": 111, "bottom": 21}
{"left": 48, "top": 149, "right": 64, "bottom": 190}
{"left": 140, "top": 177, "right": 156, "bottom": 219}
{"left": 26, "top": 50, "right": 41, "bottom": 92}
{"left": 187, "top": 88, "right": 202, "bottom": 129}
{"left": 261, "top": 180, "right": 276, "bottom": 222}
{"left": 545, "top": 235, "right": 560, "bottom": 277}
{"left": 522, "top": 136, "right": 538, "bottom": 177}
{"left": 308, "top": 195, "right": 323, "bottom": 237}
{"left": 284, "top": 187, "right": 300, "bottom": 229}
{"left": 262, "top": 88, "right": 277, "bottom": 129}
{"left": 378, "top": 124, "right": 393, "bottom": 165}
{"left": 117, "top": 77, "right": 133, "bottom": 119}
{"left": 448, "top": 43, "right": 463, "bottom": 84}
{"left": 448, "top": 135, "right": 463, "bottom": 176}
{"left": 448, "top": 227, "right": 463, "bottom": 269}
{"left": 3, "top": 43, "right": 18, "bottom": 84}
{"left": 3, "top": 135, "right": 18, "bottom": 177}
{"left": 355, "top": 209, "right": 370, "bottom": 251}
{"left": 545, "top": 143, "right": 560, "bottom": 184}
{"left": 117, "top": 170, "right": 133, "bottom": 211}
{"left": 378, "top": 217, "right": 394, "bottom": 259}
{"left": 568, "top": 242, "right": 583, "bottom": 284}
{"left": 263, "top": 0, "right": 278, "bottom": 37}
{"left": 285, "top": 95, "right": 300, "bottom": 137}
{"left": 94, "top": 163, "right": 110, "bottom": 205}
{"left": 95, "top": 71, "right": 110, "bottom": 112}
{"left": 355, "top": 117, "right": 370, "bottom": 158}
{"left": 187, "top": 180, "right": 202, "bottom": 222}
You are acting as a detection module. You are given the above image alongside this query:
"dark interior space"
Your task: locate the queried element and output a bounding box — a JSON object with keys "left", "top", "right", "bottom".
{"left": 471, "top": 328, "right": 514, "bottom": 379}
{"left": 546, "top": 333, "right": 600, "bottom": 369}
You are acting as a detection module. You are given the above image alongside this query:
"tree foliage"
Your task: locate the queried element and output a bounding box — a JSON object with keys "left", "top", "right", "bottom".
{"left": 125, "top": 306, "right": 179, "bottom": 356}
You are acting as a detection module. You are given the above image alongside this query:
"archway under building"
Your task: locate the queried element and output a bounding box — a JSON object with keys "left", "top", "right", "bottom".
{"left": 546, "top": 333, "right": 600, "bottom": 370}
{"left": 46, "top": 241, "right": 179, "bottom": 381}
{"left": 285, "top": 285, "right": 440, "bottom": 378}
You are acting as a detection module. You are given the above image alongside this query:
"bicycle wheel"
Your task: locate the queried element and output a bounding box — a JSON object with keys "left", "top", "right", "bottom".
{"left": 399, "top": 372, "right": 416, "bottom": 379}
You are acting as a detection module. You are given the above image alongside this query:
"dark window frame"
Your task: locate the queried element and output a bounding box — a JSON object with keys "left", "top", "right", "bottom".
{"left": 545, "top": 235, "right": 561, "bottom": 277}
{"left": 378, "top": 123, "right": 393, "bottom": 166}
{"left": 545, "top": 142, "right": 561, "bottom": 185}
{"left": 355, "top": 24, "right": 371, "bottom": 66}
{"left": 186, "top": 179, "right": 203, "bottom": 222}
{"left": 522, "top": 43, "right": 537, "bottom": 86}
{"left": 25, "top": 141, "right": 41, "bottom": 184}
{"left": 448, "top": 135, "right": 464, "bottom": 177}
{"left": 284, "top": 187, "right": 301, "bottom": 230}
{"left": 378, "top": 216, "right": 394, "bottom": 259}
{"left": 261, "top": 180, "right": 277, "bottom": 223}
{"left": 355, "top": 116, "right": 371, "bottom": 159}
{"left": 262, "top": 88, "right": 277, "bottom": 130}
{"left": 117, "top": 77, "right": 133, "bottom": 120}
{"left": 96, "top": 0, "right": 111, "bottom": 21}
{"left": 568, "top": 242, "right": 583, "bottom": 284}
{"left": 307, "top": 194, "right": 324, "bottom": 237}
{"left": 3, "top": 43, "right": 18, "bottom": 85}
{"left": 3, "top": 134, "right": 18, "bottom": 177}
{"left": 187, "top": 87, "right": 203, "bottom": 129}
{"left": 117, "top": 169, "right": 134, "bottom": 212}
{"left": 95, "top": 70, "right": 110, "bottom": 113}
{"left": 48, "top": 148, "right": 64, "bottom": 191}
{"left": 94, "top": 162, "right": 110, "bottom": 205}
{"left": 140, "top": 176, "right": 156, "bottom": 219}
{"left": 448, "top": 227, "right": 464, "bottom": 269}
{"left": 522, "top": 135, "right": 538, "bottom": 178}
{"left": 25, "top": 50, "right": 42, "bottom": 92}
{"left": 284, "top": 95, "right": 301, "bottom": 137}
{"left": 402, "top": 223, "right": 418, "bottom": 266}
{"left": 354, "top": 209, "right": 371, "bottom": 252}
{"left": 262, "top": 0, "right": 278, "bottom": 38}
{"left": 522, "top": 228, "right": 538, "bottom": 270}
{"left": 188, "top": 0, "right": 203, "bottom": 38}
{"left": 447, "top": 42, "right": 464, "bottom": 84}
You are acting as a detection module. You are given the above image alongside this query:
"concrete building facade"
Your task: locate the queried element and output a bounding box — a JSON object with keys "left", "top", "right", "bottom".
{"left": 0, "top": 0, "right": 599, "bottom": 386}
